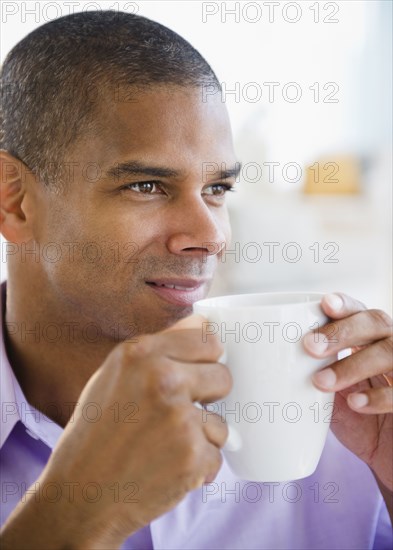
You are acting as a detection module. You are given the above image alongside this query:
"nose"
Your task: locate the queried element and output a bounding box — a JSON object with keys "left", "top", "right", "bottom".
{"left": 166, "top": 196, "right": 228, "bottom": 258}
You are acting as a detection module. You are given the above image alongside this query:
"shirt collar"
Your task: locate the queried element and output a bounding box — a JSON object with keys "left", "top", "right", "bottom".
{"left": 0, "top": 281, "right": 63, "bottom": 449}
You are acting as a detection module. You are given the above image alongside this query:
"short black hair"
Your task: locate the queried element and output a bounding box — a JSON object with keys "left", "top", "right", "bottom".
{"left": 0, "top": 10, "right": 220, "bottom": 190}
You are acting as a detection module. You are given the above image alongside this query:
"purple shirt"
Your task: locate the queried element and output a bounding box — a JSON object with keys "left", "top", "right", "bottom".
{"left": 1, "top": 282, "right": 392, "bottom": 549}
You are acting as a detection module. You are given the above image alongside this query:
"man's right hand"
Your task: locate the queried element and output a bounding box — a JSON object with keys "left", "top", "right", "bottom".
{"left": 3, "top": 314, "right": 231, "bottom": 549}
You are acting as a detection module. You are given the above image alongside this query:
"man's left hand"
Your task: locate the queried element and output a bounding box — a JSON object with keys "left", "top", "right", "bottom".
{"left": 303, "top": 293, "right": 393, "bottom": 492}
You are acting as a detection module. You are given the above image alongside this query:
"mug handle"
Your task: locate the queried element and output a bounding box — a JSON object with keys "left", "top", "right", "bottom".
{"left": 224, "top": 424, "right": 243, "bottom": 452}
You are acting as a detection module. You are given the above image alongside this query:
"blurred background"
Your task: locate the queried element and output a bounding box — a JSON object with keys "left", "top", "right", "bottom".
{"left": 1, "top": 0, "right": 392, "bottom": 312}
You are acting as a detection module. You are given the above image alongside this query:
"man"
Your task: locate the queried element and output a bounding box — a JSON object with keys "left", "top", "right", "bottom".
{"left": 0, "top": 10, "right": 392, "bottom": 549}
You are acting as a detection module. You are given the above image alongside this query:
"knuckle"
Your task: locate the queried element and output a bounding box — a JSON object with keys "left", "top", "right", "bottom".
{"left": 225, "top": 368, "right": 234, "bottom": 393}
{"left": 190, "top": 326, "right": 224, "bottom": 359}
{"left": 107, "top": 343, "right": 135, "bottom": 374}
{"left": 221, "top": 362, "right": 233, "bottom": 383}
{"left": 126, "top": 334, "right": 155, "bottom": 358}
{"left": 328, "top": 321, "right": 347, "bottom": 342}
{"left": 368, "top": 309, "right": 393, "bottom": 331}
{"left": 169, "top": 406, "right": 202, "bottom": 471}
{"left": 209, "top": 412, "right": 229, "bottom": 438}
{"left": 203, "top": 448, "right": 224, "bottom": 483}
{"left": 376, "top": 388, "right": 393, "bottom": 410}
{"left": 113, "top": 336, "right": 155, "bottom": 370}
{"left": 105, "top": 344, "right": 150, "bottom": 393}
{"left": 146, "top": 361, "right": 184, "bottom": 402}
{"left": 212, "top": 363, "right": 233, "bottom": 393}
{"left": 208, "top": 333, "right": 225, "bottom": 359}
{"left": 379, "top": 335, "right": 393, "bottom": 357}
{"left": 185, "top": 436, "right": 202, "bottom": 465}
{"left": 181, "top": 438, "right": 202, "bottom": 476}
{"left": 176, "top": 404, "right": 199, "bottom": 433}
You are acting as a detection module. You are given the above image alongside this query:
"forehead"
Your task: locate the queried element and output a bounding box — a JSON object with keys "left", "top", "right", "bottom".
{"left": 79, "top": 85, "right": 235, "bottom": 171}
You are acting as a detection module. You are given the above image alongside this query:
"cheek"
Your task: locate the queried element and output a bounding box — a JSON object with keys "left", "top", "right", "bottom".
{"left": 43, "top": 195, "right": 154, "bottom": 260}
{"left": 103, "top": 215, "right": 164, "bottom": 265}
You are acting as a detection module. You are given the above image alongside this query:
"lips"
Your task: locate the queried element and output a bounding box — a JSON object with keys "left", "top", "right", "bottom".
{"left": 146, "top": 278, "right": 209, "bottom": 306}
{"left": 149, "top": 282, "right": 195, "bottom": 291}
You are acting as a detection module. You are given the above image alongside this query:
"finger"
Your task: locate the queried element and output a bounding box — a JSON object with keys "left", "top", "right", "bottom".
{"left": 311, "top": 339, "right": 393, "bottom": 391}
{"left": 125, "top": 324, "right": 224, "bottom": 364}
{"left": 304, "top": 311, "right": 392, "bottom": 357}
{"left": 152, "top": 359, "right": 231, "bottom": 403}
{"left": 320, "top": 293, "right": 367, "bottom": 320}
{"left": 202, "top": 443, "right": 224, "bottom": 484}
{"left": 182, "top": 361, "right": 232, "bottom": 403}
{"left": 185, "top": 437, "right": 224, "bottom": 490}
{"left": 199, "top": 410, "right": 229, "bottom": 448}
{"left": 157, "top": 328, "right": 224, "bottom": 363}
{"left": 347, "top": 387, "right": 393, "bottom": 414}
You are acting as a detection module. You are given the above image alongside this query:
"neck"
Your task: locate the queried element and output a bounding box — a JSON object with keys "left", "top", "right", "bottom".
{"left": 4, "top": 276, "right": 117, "bottom": 428}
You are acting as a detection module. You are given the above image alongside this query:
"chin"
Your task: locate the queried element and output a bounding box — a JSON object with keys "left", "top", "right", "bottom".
{"left": 144, "top": 306, "right": 193, "bottom": 334}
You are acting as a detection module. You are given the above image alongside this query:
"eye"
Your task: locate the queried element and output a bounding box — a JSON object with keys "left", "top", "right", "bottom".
{"left": 123, "top": 182, "right": 163, "bottom": 194}
{"left": 203, "top": 183, "right": 236, "bottom": 197}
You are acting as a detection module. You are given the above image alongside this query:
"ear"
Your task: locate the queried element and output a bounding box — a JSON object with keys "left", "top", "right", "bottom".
{"left": 0, "top": 150, "right": 35, "bottom": 243}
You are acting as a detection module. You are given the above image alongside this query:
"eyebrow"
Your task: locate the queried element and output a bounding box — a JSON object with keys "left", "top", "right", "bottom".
{"left": 106, "top": 161, "right": 179, "bottom": 180}
{"left": 106, "top": 160, "right": 242, "bottom": 181}
{"left": 216, "top": 163, "right": 242, "bottom": 180}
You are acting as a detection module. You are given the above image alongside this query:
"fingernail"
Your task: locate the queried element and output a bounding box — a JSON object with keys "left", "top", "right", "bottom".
{"left": 313, "top": 368, "right": 337, "bottom": 389}
{"left": 325, "top": 294, "right": 343, "bottom": 312}
{"left": 304, "top": 333, "right": 328, "bottom": 355}
{"left": 348, "top": 393, "right": 369, "bottom": 409}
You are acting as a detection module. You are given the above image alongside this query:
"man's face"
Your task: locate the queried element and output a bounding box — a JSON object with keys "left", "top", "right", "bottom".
{"left": 33, "top": 85, "right": 236, "bottom": 337}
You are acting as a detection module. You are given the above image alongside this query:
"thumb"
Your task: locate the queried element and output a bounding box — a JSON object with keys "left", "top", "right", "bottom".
{"left": 162, "top": 313, "right": 208, "bottom": 333}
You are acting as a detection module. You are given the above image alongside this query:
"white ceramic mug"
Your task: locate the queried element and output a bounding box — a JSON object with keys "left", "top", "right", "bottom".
{"left": 193, "top": 292, "right": 335, "bottom": 482}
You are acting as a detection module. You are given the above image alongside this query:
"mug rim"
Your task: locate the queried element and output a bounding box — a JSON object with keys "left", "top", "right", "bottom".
{"left": 193, "top": 291, "right": 326, "bottom": 310}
